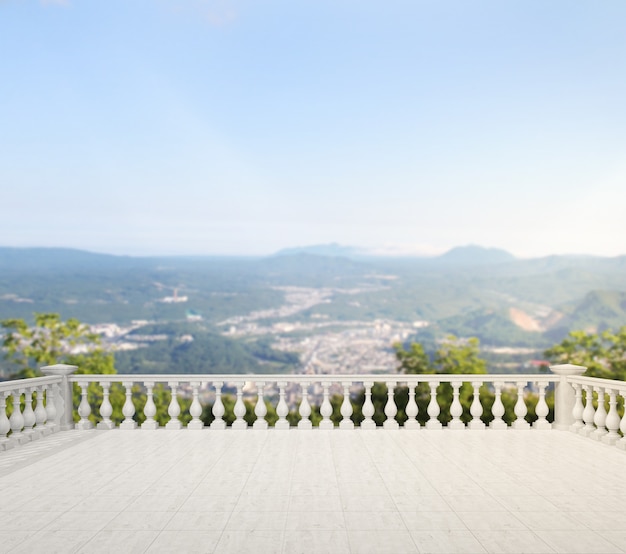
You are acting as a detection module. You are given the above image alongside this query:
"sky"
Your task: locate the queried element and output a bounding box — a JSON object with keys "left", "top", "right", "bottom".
{"left": 1, "top": 0, "right": 625, "bottom": 258}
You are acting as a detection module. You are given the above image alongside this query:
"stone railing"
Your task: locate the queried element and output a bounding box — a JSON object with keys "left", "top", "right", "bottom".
{"left": 567, "top": 374, "right": 626, "bottom": 449}
{"left": 1, "top": 363, "right": 624, "bottom": 452}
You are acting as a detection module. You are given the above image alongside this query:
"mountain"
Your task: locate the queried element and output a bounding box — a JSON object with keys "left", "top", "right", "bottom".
{"left": 274, "top": 243, "right": 362, "bottom": 258}
{"left": 434, "top": 245, "right": 516, "bottom": 266}
{"left": 545, "top": 290, "right": 626, "bottom": 340}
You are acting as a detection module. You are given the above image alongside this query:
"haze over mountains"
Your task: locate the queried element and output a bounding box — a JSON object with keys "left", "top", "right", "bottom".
{"left": 1, "top": 244, "right": 625, "bottom": 374}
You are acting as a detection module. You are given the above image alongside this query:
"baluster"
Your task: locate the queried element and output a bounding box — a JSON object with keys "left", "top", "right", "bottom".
{"left": 512, "top": 381, "right": 530, "bottom": 430}
{"left": 404, "top": 381, "right": 420, "bottom": 430}
{"left": 34, "top": 386, "right": 48, "bottom": 437}
{"left": 232, "top": 382, "right": 247, "bottom": 430}
{"left": 21, "top": 387, "right": 37, "bottom": 439}
{"left": 76, "top": 380, "right": 93, "bottom": 430}
{"left": 0, "top": 392, "right": 12, "bottom": 450}
{"left": 533, "top": 381, "right": 551, "bottom": 430}
{"left": 580, "top": 385, "right": 596, "bottom": 437}
{"left": 275, "top": 381, "right": 289, "bottom": 430}
{"left": 120, "top": 381, "right": 137, "bottom": 430}
{"left": 602, "top": 389, "right": 621, "bottom": 446}
{"left": 166, "top": 381, "right": 182, "bottom": 430}
{"left": 591, "top": 387, "right": 608, "bottom": 440}
{"left": 468, "top": 381, "right": 485, "bottom": 430}
{"left": 425, "top": 381, "right": 442, "bottom": 430}
{"left": 254, "top": 381, "right": 268, "bottom": 430}
{"left": 383, "top": 381, "right": 399, "bottom": 430}
{"left": 617, "top": 391, "right": 626, "bottom": 451}
{"left": 570, "top": 382, "right": 585, "bottom": 432}
{"left": 188, "top": 382, "right": 204, "bottom": 430}
{"left": 489, "top": 382, "right": 507, "bottom": 429}
{"left": 448, "top": 381, "right": 464, "bottom": 430}
{"left": 9, "top": 389, "right": 25, "bottom": 443}
{"left": 97, "top": 381, "right": 115, "bottom": 430}
{"left": 319, "top": 382, "right": 333, "bottom": 430}
{"left": 297, "top": 381, "right": 312, "bottom": 430}
{"left": 141, "top": 381, "right": 158, "bottom": 430}
{"left": 339, "top": 382, "right": 354, "bottom": 430}
{"left": 210, "top": 381, "right": 226, "bottom": 429}
{"left": 44, "top": 384, "right": 58, "bottom": 433}
{"left": 361, "top": 381, "right": 376, "bottom": 430}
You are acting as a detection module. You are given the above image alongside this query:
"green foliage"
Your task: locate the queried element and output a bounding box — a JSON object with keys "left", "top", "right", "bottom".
{"left": 1, "top": 313, "right": 115, "bottom": 379}
{"left": 544, "top": 327, "right": 626, "bottom": 381}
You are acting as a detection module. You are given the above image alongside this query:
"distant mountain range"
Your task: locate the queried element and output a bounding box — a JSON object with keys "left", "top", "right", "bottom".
{"left": 1, "top": 245, "right": 625, "bottom": 351}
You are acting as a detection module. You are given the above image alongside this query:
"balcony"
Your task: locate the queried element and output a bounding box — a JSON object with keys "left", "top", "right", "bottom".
{"left": 1, "top": 365, "right": 625, "bottom": 554}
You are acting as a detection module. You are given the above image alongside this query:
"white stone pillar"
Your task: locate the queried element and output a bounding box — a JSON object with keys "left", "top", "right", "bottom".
{"left": 120, "top": 380, "right": 137, "bottom": 430}
{"left": 232, "top": 382, "right": 247, "bottom": 430}
{"left": 165, "top": 381, "right": 182, "bottom": 430}
{"left": 41, "top": 364, "right": 78, "bottom": 431}
{"left": 425, "top": 381, "right": 442, "bottom": 430}
{"left": 319, "top": 382, "right": 333, "bottom": 430}
{"left": 254, "top": 382, "right": 268, "bottom": 430}
{"left": 533, "top": 381, "right": 552, "bottom": 430}
{"left": 0, "top": 392, "right": 13, "bottom": 450}
{"left": 188, "top": 382, "right": 203, "bottom": 430}
{"left": 361, "top": 382, "right": 376, "bottom": 430}
{"left": 549, "top": 364, "right": 586, "bottom": 430}
{"left": 210, "top": 381, "right": 226, "bottom": 430}
{"left": 339, "top": 382, "right": 354, "bottom": 430}
{"left": 489, "top": 382, "right": 507, "bottom": 430}
{"left": 404, "top": 382, "right": 420, "bottom": 430}
{"left": 75, "top": 380, "right": 93, "bottom": 430}
{"left": 297, "top": 382, "right": 312, "bottom": 430}
{"left": 468, "top": 381, "right": 485, "bottom": 430}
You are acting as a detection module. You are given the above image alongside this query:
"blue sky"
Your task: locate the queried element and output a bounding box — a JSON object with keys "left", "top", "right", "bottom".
{"left": 1, "top": 0, "right": 625, "bottom": 257}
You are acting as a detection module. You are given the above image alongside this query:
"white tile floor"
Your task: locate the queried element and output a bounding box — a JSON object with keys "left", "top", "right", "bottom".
{"left": 1, "top": 429, "right": 625, "bottom": 554}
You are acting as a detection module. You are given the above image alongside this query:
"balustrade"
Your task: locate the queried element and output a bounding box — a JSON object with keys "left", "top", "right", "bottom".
{"left": 2, "top": 367, "right": 625, "bottom": 455}
{"left": 0, "top": 375, "right": 61, "bottom": 450}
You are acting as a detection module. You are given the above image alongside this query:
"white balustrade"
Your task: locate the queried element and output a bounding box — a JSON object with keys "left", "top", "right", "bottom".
{"left": 188, "top": 382, "right": 203, "bottom": 430}
{"left": 512, "top": 381, "right": 530, "bottom": 430}
{"left": 210, "top": 381, "right": 226, "bottom": 429}
{"left": 468, "top": 381, "right": 485, "bottom": 430}
{"left": 120, "top": 381, "right": 137, "bottom": 430}
{"left": 141, "top": 381, "right": 158, "bottom": 430}
{"left": 618, "top": 391, "right": 626, "bottom": 451}
{"left": 339, "top": 382, "right": 354, "bottom": 430}
{"left": 297, "top": 382, "right": 312, "bottom": 430}
{"left": 33, "top": 386, "right": 48, "bottom": 438}
{"left": 232, "top": 382, "right": 247, "bottom": 430}
{"left": 426, "top": 381, "right": 442, "bottom": 430}
{"left": 76, "top": 381, "right": 93, "bottom": 430}
{"left": 490, "top": 382, "right": 507, "bottom": 430}
{"left": 361, "top": 381, "right": 376, "bottom": 430}
{"left": 5, "top": 370, "right": 626, "bottom": 454}
{"left": 319, "top": 382, "right": 333, "bottom": 430}
{"left": 404, "top": 382, "right": 420, "bottom": 430}
{"left": 580, "top": 385, "right": 596, "bottom": 437}
{"left": 534, "top": 381, "right": 551, "bottom": 430}
{"left": 570, "top": 382, "right": 585, "bottom": 432}
{"left": 9, "top": 390, "right": 25, "bottom": 444}
{"left": 591, "top": 387, "right": 608, "bottom": 440}
{"left": 0, "top": 392, "right": 12, "bottom": 450}
{"left": 383, "top": 382, "right": 399, "bottom": 430}
{"left": 166, "top": 381, "right": 182, "bottom": 430}
{"left": 446, "top": 381, "right": 463, "bottom": 430}
{"left": 254, "top": 382, "right": 268, "bottom": 430}
{"left": 602, "top": 389, "right": 621, "bottom": 446}
{"left": 22, "top": 388, "right": 37, "bottom": 439}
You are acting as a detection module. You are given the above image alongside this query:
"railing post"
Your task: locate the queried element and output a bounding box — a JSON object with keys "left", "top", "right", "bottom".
{"left": 210, "top": 382, "right": 226, "bottom": 430}
{"left": 254, "top": 381, "right": 268, "bottom": 430}
{"left": 297, "top": 382, "right": 312, "bottom": 430}
{"left": 489, "top": 382, "right": 507, "bottom": 430}
{"left": 0, "top": 391, "right": 13, "bottom": 450}
{"left": 570, "top": 382, "right": 584, "bottom": 432}
{"left": 533, "top": 381, "right": 551, "bottom": 430}
{"left": 339, "top": 382, "right": 354, "bottom": 430}
{"left": 41, "top": 364, "right": 78, "bottom": 431}
{"left": 591, "top": 386, "right": 608, "bottom": 441}
{"left": 22, "top": 387, "right": 37, "bottom": 439}
{"left": 602, "top": 389, "right": 621, "bottom": 446}
{"left": 188, "top": 382, "right": 204, "bottom": 430}
{"left": 404, "top": 381, "right": 420, "bottom": 430}
{"left": 165, "top": 381, "right": 182, "bottom": 430}
{"left": 361, "top": 381, "right": 376, "bottom": 430}
{"left": 232, "top": 382, "right": 248, "bottom": 430}
{"left": 580, "top": 384, "right": 596, "bottom": 437}
{"left": 75, "top": 380, "right": 93, "bottom": 430}
{"left": 319, "top": 382, "right": 333, "bottom": 430}
{"left": 512, "top": 381, "right": 530, "bottom": 430}
{"left": 34, "top": 385, "right": 48, "bottom": 438}
{"left": 468, "top": 381, "right": 485, "bottom": 430}
{"left": 425, "top": 381, "right": 442, "bottom": 430}
{"left": 98, "top": 381, "right": 115, "bottom": 430}
{"left": 120, "top": 380, "right": 137, "bottom": 430}
{"left": 549, "top": 364, "right": 586, "bottom": 431}
{"left": 383, "top": 381, "right": 399, "bottom": 430}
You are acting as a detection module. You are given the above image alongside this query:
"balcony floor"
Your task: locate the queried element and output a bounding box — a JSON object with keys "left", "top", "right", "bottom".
{"left": 1, "top": 429, "right": 625, "bottom": 554}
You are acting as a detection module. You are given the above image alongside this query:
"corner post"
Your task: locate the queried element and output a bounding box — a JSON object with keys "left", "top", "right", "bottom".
{"left": 40, "top": 364, "right": 79, "bottom": 431}
{"left": 550, "top": 364, "right": 586, "bottom": 430}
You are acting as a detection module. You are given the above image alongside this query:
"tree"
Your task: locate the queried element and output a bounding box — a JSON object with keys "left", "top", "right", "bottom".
{"left": 544, "top": 327, "right": 626, "bottom": 381}
{"left": 2, "top": 313, "right": 114, "bottom": 379}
